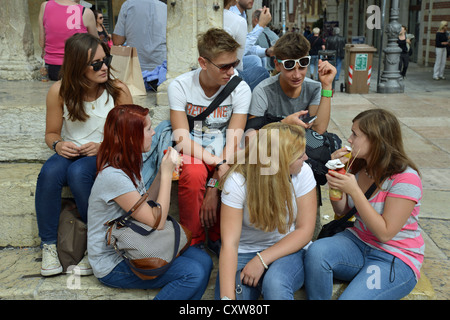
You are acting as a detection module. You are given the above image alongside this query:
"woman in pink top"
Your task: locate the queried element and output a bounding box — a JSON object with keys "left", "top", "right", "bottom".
{"left": 305, "top": 108, "right": 424, "bottom": 300}
{"left": 38, "top": 0, "right": 97, "bottom": 80}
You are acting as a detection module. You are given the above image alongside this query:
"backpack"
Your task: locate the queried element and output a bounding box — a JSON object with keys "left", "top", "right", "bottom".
{"left": 245, "top": 114, "right": 342, "bottom": 185}
{"left": 304, "top": 129, "right": 342, "bottom": 185}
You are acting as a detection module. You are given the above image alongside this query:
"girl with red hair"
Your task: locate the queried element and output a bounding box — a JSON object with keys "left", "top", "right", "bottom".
{"left": 88, "top": 105, "right": 213, "bottom": 299}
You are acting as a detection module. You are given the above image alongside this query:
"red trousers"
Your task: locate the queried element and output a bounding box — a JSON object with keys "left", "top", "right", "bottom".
{"left": 178, "top": 154, "right": 221, "bottom": 245}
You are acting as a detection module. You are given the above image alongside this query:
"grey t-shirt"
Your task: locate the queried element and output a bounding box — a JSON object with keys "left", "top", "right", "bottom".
{"left": 87, "top": 166, "right": 146, "bottom": 278}
{"left": 249, "top": 74, "right": 322, "bottom": 118}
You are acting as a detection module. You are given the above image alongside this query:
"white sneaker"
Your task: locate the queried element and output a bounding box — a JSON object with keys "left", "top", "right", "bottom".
{"left": 440, "top": 76, "right": 446, "bottom": 80}
{"left": 72, "top": 251, "right": 93, "bottom": 276}
{"left": 41, "top": 244, "right": 63, "bottom": 276}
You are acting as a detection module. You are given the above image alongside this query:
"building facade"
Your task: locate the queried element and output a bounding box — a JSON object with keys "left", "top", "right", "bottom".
{"left": 253, "top": 0, "right": 449, "bottom": 68}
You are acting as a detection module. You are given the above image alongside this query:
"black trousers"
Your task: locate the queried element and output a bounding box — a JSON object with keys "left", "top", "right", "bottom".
{"left": 399, "top": 53, "right": 409, "bottom": 77}
{"left": 47, "top": 64, "right": 62, "bottom": 81}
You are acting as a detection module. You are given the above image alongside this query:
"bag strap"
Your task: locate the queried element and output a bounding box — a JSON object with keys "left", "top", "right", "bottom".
{"left": 336, "top": 182, "right": 377, "bottom": 224}
{"left": 104, "top": 193, "right": 162, "bottom": 235}
{"left": 193, "top": 76, "right": 242, "bottom": 122}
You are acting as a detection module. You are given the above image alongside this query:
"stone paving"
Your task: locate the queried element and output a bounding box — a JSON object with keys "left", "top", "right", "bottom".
{"left": 0, "top": 60, "right": 449, "bottom": 300}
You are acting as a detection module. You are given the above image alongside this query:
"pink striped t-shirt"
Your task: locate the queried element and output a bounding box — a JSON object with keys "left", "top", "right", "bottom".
{"left": 43, "top": 1, "right": 88, "bottom": 65}
{"left": 347, "top": 167, "right": 425, "bottom": 280}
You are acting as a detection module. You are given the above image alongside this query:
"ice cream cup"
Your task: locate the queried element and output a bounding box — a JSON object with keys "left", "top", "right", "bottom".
{"left": 326, "top": 159, "right": 346, "bottom": 201}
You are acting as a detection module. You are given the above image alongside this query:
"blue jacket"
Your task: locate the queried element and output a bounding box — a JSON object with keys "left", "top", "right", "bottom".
{"left": 142, "top": 120, "right": 173, "bottom": 189}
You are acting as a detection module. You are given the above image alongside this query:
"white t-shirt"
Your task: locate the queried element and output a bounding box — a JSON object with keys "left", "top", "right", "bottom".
{"left": 168, "top": 68, "right": 251, "bottom": 156}
{"left": 223, "top": 9, "right": 247, "bottom": 71}
{"left": 221, "top": 163, "right": 316, "bottom": 253}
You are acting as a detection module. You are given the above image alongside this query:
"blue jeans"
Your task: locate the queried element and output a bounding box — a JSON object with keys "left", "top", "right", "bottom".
{"left": 309, "top": 55, "right": 319, "bottom": 80}
{"left": 304, "top": 230, "right": 417, "bottom": 300}
{"left": 35, "top": 153, "right": 97, "bottom": 245}
{"left": 98, "top": 246, "right": 213, "bottom": 300}
{"left": 335, "top": 57, "right": 343, "bottom": 80}
{"left": 240, "top": 55, "right": 270, "bottom": 91}
{"left": 214, "top": 250, "right": 306, "bottom": 300}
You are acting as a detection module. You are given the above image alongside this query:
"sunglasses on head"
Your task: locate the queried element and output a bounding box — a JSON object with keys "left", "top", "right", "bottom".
{"left": 90, "top": 55, "right": 112, "bottom": 71}
{"left": 276, "top": 56, "right": 311, "bottom": 70}
{"left": 204, "top": 57, "right": 240, "bottom": 72}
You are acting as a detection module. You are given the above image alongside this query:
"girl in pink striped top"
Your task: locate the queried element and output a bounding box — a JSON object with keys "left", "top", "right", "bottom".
{"left": 305, "top": 108, "right": 424, "bottom": 300}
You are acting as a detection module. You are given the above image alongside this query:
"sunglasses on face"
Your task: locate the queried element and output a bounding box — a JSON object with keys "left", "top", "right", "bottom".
{"left": 204, "top": 57, "right": 240, "bottom": 72}
{"left": 276, "top": 56, "right": 311, "bottom": 70}
{"left": 90, "top": 55, "right": 112, "bottom": 71}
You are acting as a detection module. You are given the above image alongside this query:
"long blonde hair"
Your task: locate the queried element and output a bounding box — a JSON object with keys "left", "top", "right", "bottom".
{"left": 220, "top": 123, "right": 306, "bottom": 234}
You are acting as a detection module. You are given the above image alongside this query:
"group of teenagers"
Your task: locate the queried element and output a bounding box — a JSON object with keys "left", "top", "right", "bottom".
{"left": 36, "top": 27, "right": 424, "bottom": 301}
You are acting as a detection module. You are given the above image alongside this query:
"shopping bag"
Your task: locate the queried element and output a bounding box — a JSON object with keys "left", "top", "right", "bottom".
{"left": 110, "top": 45, "right": 146, "bottom": 96}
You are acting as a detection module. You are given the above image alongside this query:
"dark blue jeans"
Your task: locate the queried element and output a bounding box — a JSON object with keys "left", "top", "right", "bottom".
{"left": 35, "top": 153, "right": 97, "bottom": 245}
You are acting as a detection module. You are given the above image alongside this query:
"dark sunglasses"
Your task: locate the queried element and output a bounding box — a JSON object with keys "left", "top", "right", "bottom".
{"left": 204, "top": 57, "right": 240, "bottom": 72}
{"left": 276, "top": 56, "right": 311, "bottom": 70}
{"left": 90, "top": 55, "right": 112, "bottom": 71}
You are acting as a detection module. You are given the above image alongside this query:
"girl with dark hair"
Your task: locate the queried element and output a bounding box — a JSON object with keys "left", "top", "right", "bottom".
{"left": 88, "top": 105, "right": 212, "bottom": 299}
{"left": 93, "top": 10, "right": 111, "bottom": 46}
{"left": 36, "top": 33, "right": 132, "bottom": 277}
{"left": 305, "top": 109, "right": 424, "bottom": 300}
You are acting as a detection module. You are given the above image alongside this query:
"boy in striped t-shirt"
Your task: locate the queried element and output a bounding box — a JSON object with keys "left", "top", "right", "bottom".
{"left": 305, "top": 109, "right": 424, "bottom": 300}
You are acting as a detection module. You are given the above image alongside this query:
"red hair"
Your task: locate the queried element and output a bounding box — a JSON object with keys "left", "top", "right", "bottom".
{"left": 97, "top": 104, "right": 149, "bottom": 187}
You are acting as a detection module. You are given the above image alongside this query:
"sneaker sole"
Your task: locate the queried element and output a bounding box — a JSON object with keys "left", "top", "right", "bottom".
{"left": 41, "top": 265, "right": 63, "bottom": 277}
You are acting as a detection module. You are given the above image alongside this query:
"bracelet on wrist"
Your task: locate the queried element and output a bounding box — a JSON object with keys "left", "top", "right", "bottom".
{"left": 256, "top": 252, "right": 269, "bottom": 269}
{"left": 215, "top": 159, "right": 226, "bottom": 171}
{"left": 52, "top": 140, "right": 61, "bottom": 152}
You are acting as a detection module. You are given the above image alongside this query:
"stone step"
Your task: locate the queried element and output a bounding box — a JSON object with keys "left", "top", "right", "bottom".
{"left": 0, "top": 246, "right": 350, "bottom": 300}
{"left": 0, "top": 246, "right": 434, "bottom": 300}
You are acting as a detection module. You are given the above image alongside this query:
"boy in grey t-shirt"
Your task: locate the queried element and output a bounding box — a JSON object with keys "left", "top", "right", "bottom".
{"left": 249, "top": 32, "right": 336, "bottom": 135}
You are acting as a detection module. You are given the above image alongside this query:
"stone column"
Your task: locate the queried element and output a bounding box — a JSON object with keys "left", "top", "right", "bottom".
{"left": 376, "top": 0, "right": 404, "bottom": 93}
{"left": 156, "top": 0, "right": 223, "bottom": 110}
{"left": 0, "top": 0, "right": 40, "bottom": 80}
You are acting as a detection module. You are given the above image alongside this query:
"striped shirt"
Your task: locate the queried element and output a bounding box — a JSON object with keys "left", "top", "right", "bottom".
{"left": 347, "top": 167, "right": 425, "bottom": 279}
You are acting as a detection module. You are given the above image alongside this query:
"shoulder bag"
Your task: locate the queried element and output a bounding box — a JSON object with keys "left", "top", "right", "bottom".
{"left": 57, "top": 199, "right": 87, "bottom": 272}
{"left": 104, "top": 194, "right": 192, "bottom": 280}
{"left": 187, "top": 76, "right": 242, "bottom": 133}
{"left": 317, "top": 183, "right": 377, "bottom": 239}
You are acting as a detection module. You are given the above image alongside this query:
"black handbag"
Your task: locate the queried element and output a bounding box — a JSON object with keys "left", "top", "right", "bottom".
{"left": 187, "top": 76, "right": 242, "bottom": 132}
{"left": 317, "top": 183, "right": 377, "bottom": 239}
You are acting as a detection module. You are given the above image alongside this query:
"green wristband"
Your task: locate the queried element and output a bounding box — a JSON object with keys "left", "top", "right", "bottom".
{"left": 321, "top": 89, "right": 333, "bottom": 98}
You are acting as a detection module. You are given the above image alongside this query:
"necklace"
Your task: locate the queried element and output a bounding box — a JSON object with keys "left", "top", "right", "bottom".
{"left": 365, "top": 169, "right": 373, "bottom": 179}
{"left": 86, "top": 88, "right": 102, "bottom": 110}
